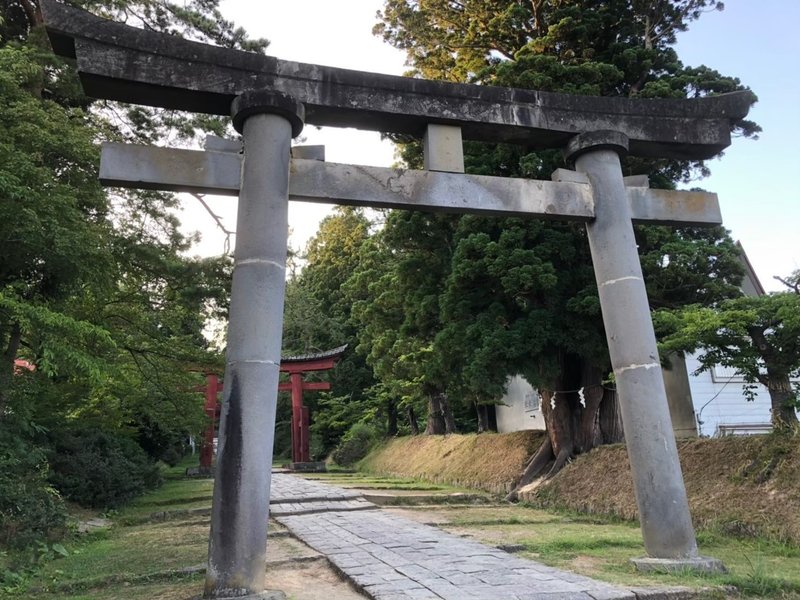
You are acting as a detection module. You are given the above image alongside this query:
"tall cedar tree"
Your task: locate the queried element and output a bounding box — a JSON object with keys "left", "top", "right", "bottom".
{"left": 373, "top": 0, "right": 757, "bottom": 486}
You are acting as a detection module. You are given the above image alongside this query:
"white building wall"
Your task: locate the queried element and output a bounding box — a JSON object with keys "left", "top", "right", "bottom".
{"left": 496, "top": 357, "right": 795, "bottom": 438}
{"left": 495, "top": 375, "right": 546, "bottom": 433}
{"left": 686, "top": 353, "right": 775, "bottom": 437}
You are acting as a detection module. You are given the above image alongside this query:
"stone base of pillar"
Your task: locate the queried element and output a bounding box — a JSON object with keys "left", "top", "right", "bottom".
{"left": 288, "top": 461, "right": 327, "bottom": 473}
{"left": 630, "top": 556, "right": 727, "bottom": 574}
{"left": 186, "top": 466, "right": 215, "bottom": 477}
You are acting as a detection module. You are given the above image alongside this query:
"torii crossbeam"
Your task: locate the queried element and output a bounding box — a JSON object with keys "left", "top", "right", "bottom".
{"left": 42, "top": 1, "right": 749, "bottom": 596}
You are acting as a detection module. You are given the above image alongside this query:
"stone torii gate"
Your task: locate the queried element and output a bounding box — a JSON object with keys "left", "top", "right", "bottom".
{"left": 42, "top": 2, "right": 753, "bottom": 597}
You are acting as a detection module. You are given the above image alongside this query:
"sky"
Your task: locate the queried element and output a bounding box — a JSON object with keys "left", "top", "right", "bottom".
{"left": 179, "top": 0, "right": 799, "bottom": 292}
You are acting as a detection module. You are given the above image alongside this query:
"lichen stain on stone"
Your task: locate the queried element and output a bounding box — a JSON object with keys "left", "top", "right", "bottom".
{"left": 218, "top": 371, "right": 243, "bottom": 553}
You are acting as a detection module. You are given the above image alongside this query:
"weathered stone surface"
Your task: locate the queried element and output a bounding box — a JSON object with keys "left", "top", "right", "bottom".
{"left": 423, "top": 125, "right": 465, "bottom": 173}
{"left": 630, "top": 587, "right": 698, "bottom": 600}
{"left": 576, "top": 144, "right": 699, "bottom": 560}
{"left": 41, "top": 0, "right": 753, "bottom": 160}
{"left": 205, "top": 111, "right": 292, "bottom": 599}
{"left": 271, "top": 473, "right": 644, "bottom": 600}
{"left": 287, "top": 461, "right": 327, "bottom": 472}
{"left": 99, "top": 143, "right": 723, "bottom": 227}
{"left": 231, "top": 90, "right": 305, "bottom": 137}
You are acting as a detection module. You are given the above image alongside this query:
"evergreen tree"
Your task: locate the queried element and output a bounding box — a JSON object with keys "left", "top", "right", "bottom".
{"left": 281, "top": 208, "right": 378, "bottom": 455}
{"left": 368, "top": 0, "right": 756, "bottom": 483}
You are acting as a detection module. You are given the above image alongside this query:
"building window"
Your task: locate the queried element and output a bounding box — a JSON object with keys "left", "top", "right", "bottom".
{"left": 524, "top": 390, "right": 540, "bottom": 412}
{"left": 710, "top": 365, "right": 746, "bottom": 383}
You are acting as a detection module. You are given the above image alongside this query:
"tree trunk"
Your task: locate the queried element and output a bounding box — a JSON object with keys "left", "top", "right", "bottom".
{"left": 599, "top": 387, "right": 625, "bottom": 443}
{"left": 487, "top": 403, "right": 498, "bottom": 432}
{"left": 573, "top": 364, "right": 604, "bottom": 453}
{"left": 508, "top": 353, "right": 621, "bottom": 500}
{"left": 425, "top": 390, "right": 456, "bottom": 434}
{"left": 407, "top": 405, "right": 420, "bottom": 435}
{"left": 425, "top": 393, "right": 445, "bottom": 434}
{"left": 386, "top": 398, "right": 398, "bottom": 436}
{"left": 476, "top": 402, "right": 489, "bottom": 433}
{"left": 767, "top": 372, "right": 799, "bottom": 430}
{"left": 0, "top": 321, "right": 22, "bottom": 421}
{"left": 441, "top": 393, "right": 457, "bottom": 434}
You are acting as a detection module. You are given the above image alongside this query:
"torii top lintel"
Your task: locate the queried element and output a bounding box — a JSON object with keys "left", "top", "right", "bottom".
{"left": 42, "top": 1, "right": 753, "bottom": 161}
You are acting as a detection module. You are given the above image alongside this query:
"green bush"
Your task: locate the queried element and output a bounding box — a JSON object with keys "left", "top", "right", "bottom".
{"left": 48, "top": 429, "right": 162, "bottom": 509}
{"left": 310, "top": 393, "right": 372, "bottom": 458}
{"left": 331, "top": 422, "right": 380, "bottom": 466}
{"left": 0, "top": 433, "right": 67, "bottom": 550}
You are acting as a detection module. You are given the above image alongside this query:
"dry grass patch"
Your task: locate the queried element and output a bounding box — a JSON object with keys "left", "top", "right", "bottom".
{"left": 529, "top": 434, "right": 800, "bottom": 544}
{"left": 359, "top": 431, "right": 545, "bottom": 494}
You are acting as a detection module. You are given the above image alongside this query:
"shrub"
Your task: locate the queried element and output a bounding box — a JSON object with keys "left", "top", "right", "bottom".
{"left": 48, "top": 429, "right": 162, "bottom": 509}
{"left": 331, "top": 422, "right": 380, "bottom": 466}
{"left": 0, "top": 433, "right": 67, "bottom": 550}
{"left": 136, "top": 415, "right": 189, "bottom": 466}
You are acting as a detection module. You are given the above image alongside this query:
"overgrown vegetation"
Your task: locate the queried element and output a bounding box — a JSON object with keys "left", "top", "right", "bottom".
{"left": 48, "top": 429, "right": 163, "bottom": 509}
{"left": 0, "top": 0, "right": 265, "bottom": 565}
{"left": 0, "top": 431, "right": 66, "bottom": 551}
{"left": 330, "top": 422, "right": 381, "bottom": 467}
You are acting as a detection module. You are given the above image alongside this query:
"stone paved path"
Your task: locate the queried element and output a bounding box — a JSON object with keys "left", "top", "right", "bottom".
{"left": 270, "top": 474, "right": 640, "bottom": 600}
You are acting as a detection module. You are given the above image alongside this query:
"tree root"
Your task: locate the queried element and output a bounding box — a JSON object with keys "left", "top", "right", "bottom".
{"left": 505, "top": 437, "right": 553, "bottom": 502}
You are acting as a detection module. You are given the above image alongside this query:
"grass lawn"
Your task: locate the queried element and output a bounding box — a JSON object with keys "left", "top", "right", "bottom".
{"left": 5, "top": 460, "right": 800, "bottom": 599}
{"left": 300, "top": 471, "right": 480, "bottom": 492}
{"left": 384, "top": 501, "right": 800, "bottom": 599}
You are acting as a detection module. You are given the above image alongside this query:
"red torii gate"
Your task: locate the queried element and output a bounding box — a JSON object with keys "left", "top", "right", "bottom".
{"left": 278, "top": 345, "right": 347, "bottom": 464}
{"left": 199, "top": 345, "right": 346, "bottom": 469}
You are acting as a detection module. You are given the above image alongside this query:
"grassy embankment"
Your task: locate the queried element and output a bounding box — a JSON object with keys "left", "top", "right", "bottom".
{"left": 357, "top": 431, "right": 800, "bottom": 597}
{"left": 360, "top": 431, "right": 800, "bottom": 545}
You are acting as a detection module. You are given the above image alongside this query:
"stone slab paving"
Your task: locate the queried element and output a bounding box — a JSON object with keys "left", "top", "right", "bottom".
{"left": 271, "top": 498, "right": 376, "bottom": 517}
{"left": 271, "top": 473, "right": 363, "bottom": 503}
{"left": 270, "top": 474, "right": 637, "bottom": 600}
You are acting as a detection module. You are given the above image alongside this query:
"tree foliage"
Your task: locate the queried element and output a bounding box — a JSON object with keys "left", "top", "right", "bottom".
{"left": 281, "top": 208, "right": 378, "bottom": 456}
{"left": 657, "top": 273, "right": 800, "bottom": 430}
{"left": 363, "top": 0, "right": 757, "bottom": 487}
{"left": 0, "top": 0, "right": 264, "bottom": 553}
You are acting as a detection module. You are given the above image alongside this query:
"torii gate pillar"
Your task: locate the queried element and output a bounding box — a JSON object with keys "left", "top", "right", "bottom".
{"left": 568, "top": 132, "right": 717, "bottom": 571}
{"left": 205, "top": 92, "right": 303, "bottom": 600}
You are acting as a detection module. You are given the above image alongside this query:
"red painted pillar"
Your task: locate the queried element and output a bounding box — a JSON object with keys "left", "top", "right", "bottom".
{"left": 301, "top": 406, "right": 310, "bottom": 463}
{"left": 290, "top": 372, "right": 304, "bottom": 463}
{"left": 200, "top": 373, "right": 219, "bottom": 470}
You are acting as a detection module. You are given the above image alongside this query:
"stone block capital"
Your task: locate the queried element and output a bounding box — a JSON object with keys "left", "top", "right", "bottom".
{"left": 564, "top": 130, "right": 629, "bottom": 164}
{"left": 231, "top": 91, "right": 305, "bottom": 137}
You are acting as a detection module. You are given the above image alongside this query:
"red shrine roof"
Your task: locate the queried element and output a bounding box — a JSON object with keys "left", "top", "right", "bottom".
{"left": 281, "top": 344, "right": 348, "bottom": 365}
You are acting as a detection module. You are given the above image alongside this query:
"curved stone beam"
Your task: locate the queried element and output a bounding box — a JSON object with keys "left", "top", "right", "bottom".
{"left": 42, "top": 0, "right": 754, "bottom": 160}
